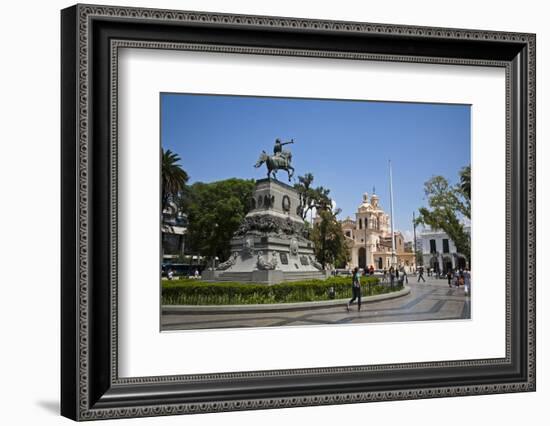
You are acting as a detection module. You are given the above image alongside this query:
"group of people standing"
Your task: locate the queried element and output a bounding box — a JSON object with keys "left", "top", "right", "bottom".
{"left": 416, "top": 265, "right": 471, "bottom": 295}
{"left": 446, "top": 268, "right": 471, "bottom": 294}
{"left": 381, "top": 266, "right": 408, "bottom": 287}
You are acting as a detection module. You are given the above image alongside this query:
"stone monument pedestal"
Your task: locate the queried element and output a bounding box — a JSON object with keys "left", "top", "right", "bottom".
{"left": 207, "top": 178, "right": 329, "bottom": 285}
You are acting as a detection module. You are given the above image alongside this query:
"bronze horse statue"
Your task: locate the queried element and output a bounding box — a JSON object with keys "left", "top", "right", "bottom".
{"left": 254, "top": 150, "right": 295, "bottom": 181}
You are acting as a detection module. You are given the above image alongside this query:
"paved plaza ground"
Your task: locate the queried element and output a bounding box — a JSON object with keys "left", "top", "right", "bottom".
{"left": 161, "top": 276, "right": 471, "bottom": 331}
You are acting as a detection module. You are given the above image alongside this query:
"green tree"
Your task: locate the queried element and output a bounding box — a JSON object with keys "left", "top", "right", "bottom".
{"left": 161, "top": 149, "right": 189, "bottom": 210}
{"left": 459, "top": 165, "right": 471, "bottom": 214}
{"left": 294, "top": 173, "right": 332, "bottom": 220}
{"left": 186, "top": 178, "right": 255, "bottom": 262}
{"left": 415, "top": 250, "right": 423, "bottom": 266}
{"left": 416, "top": 165, "right": 471, "bottom": 263}
{"left": 311, "top": 208, "right": 350, "bottom": 269}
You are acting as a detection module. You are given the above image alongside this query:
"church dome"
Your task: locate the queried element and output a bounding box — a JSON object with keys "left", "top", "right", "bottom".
{"left": 371, "top": 193, "right": 379, "bottom": 208}
{"left": 358, "top": 191, "right": 377, "bottom": 212}
{"left": 358, "top": 192, "right": 371, "bottom": 211}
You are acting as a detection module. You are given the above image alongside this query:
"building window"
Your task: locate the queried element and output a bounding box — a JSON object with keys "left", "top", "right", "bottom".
{"left": 345, "top": 231, "right": 351, "bottom": 238}
{"left": 442, "top": 239, "right": 450, "bottom": 253}
{"left": 359, "top": 218, "right": 362, "bottom": 229}
{"left": 429, "top": 239, "right": 437, "bottom": 253}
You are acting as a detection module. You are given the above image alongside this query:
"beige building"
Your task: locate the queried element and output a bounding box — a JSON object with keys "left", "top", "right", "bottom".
{"left": 341, "top": 192, "right": 415, "bottom": 271}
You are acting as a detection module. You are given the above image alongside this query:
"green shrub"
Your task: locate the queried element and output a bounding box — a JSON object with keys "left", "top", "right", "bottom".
{"left": 162, "top": 275, "right": 402, "bottom": 305}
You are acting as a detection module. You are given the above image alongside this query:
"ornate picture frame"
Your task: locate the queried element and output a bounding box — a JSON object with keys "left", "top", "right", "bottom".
{"left": 61, "top": 4, "right": 535, "bottom": 421}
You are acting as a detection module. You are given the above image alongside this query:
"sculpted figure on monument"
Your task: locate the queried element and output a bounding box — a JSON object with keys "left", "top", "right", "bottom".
{"left": 290, "top": 238, "right": 299, "bottom": 256}
{"left": 242, "top": 237, "right": 255, "bottom": 257}
{"left": 234, "top": 215, "right": 308, "bottom": 239}
{"left": 309, "top": 256, "right": 323, "bottom": 271}
{"left": 254, "top": 138, "right": 295, "bottom": 181}
{"left": 216, "top": 252, "right": 238, "bottom": 270}
{"left": 273, "top": 138, "right": 293, "bottom": 159}
{"left": 256, "top": 251, "right": 278, "bottom": 270}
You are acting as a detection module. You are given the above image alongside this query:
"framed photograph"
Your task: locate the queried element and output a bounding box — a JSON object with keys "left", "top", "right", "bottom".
{"left": 61, "top": 4, "right": 536, "bottom": 421}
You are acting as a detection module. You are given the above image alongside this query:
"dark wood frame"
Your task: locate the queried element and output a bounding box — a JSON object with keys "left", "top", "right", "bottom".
{"left": 61, "top": 4, "right": 536, "bottom": 421}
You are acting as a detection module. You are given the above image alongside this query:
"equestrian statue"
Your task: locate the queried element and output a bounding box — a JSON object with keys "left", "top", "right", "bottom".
{"left": 254, "top": 138, "right": 295, "bottom": 181}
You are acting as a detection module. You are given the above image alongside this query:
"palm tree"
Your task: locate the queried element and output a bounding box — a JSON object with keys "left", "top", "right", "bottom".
{"left": 459, "top": 165, "right": 471, "bottom": 200}
{"left": 162, "top": 149, "right": 189, "bottom": 211}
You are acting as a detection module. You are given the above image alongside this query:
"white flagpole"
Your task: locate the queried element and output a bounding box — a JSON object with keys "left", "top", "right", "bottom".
{"left": 389, "top": 160, "right": 397, "bottom": 268}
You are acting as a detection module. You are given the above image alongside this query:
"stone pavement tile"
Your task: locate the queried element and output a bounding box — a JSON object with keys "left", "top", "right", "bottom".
{"left": 434, "top": 300, "right": 466, "bottom": 318}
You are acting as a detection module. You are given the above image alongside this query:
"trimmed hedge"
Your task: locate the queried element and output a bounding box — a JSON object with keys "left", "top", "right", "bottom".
{"left": 162, "top": 275, "right": 401, "bottom": 305}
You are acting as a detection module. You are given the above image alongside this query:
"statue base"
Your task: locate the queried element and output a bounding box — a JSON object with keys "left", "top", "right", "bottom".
{"left": 206, "top": 178, "right": 329, "bottom": 285}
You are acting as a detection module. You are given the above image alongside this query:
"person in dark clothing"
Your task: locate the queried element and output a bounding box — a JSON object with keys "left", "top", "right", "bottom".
{"left": 346, "top": 267, "right": 362, "bottom": 312}
{"left": 417, "top": 266, "right": 426, "bottom": 282}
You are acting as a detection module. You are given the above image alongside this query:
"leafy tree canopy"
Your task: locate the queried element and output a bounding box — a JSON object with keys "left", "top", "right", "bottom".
{"left": 311, "top": 208, "right": 349, "bottom": 269}
{"left": 185, "top": 178, "right": 255, "bottom": 262}
{"left": 416, "top": 165, "right": 471, "bottom": 262}
{"left": 293, "top": 173, "right": 347, "bottom": 268}
{"left": 294, "top": 173, "right": 333, "bottom": 219}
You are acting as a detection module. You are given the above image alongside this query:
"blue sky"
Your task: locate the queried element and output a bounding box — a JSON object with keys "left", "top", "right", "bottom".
{"left": 161, "top": 93, "right": 470, "bottom": 241}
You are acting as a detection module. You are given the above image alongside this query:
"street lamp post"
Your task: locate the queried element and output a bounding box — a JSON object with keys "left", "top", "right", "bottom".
{"left": 364, "top": 221, "right": 368, "bottom": 271}
{"left": 363, "top": 220, "right": 372, "bottom": 295}
{"left": 413, "top": 211, "right": 418, "bottom": 271}
{"left": 388, "top": 160, "right": 397, "bottom": 269}
{"left": 210, "top": 223, "right": 219, "bottom": 270}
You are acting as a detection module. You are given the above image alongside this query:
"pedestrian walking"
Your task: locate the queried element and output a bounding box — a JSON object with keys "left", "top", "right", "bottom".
{"left": 446, "top": 270, "right": 452, "bottom": 287}
{"left": 464, "top": 268, "right": 471, "bottom": 295}
{"left": 417, "top": 266, "right": 426, "bottom": 282}
{"left": 346, "top": 267, "right": 362, "bottom": 312}
{"left": 400, "top": 266, "right": 408, "bottom": 284}
{"left": 389, "top": 266, "right": 395, "bottom": 288}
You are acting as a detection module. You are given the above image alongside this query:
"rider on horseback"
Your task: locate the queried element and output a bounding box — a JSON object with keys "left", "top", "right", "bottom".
{"left": 255, "top": 138, "right": 296, "bottom": 181}
{"left": 273, "top": 138, "right": 293, "bottom": 163}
